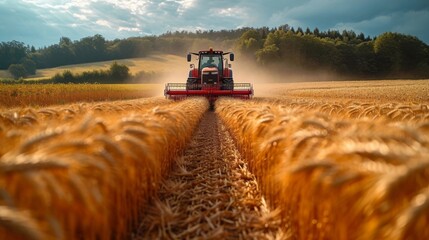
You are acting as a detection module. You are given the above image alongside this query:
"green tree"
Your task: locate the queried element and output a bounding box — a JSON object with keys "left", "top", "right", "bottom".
{"left": 374, "top": 33, "right": 401, "bottom": 74}
{"left": 374, "top": 32, "right": 428, "bottom": 75}
{"left": 298, "top": 35, "right": 339, "bottom": 70}
{"left": 20, "top": 58, "right": 37, "bottom": 75}
{"left": 0, "top": 41, "right": 28, "bottom": 69}
{"left": 8, "top": 64, "right": 27, "bottom": 79}
{"left": 62, "top": 70, "right": 75, "bottom": 83}
{"left": 256, "top": 44, "right": 280, "bottom": 65}
{"left": 313, "top": 28, "right": 320, "bottom": 37}
{"left": 111, "top": 38, "right": 152, "bottom": 58}
{"left": 263, "top": 30, "right": 285, "bottom": 48}
{"left": 355, "top": 42, "right": 378, "bottom": 76}
{"left": 237, "top": 29, "right": 263, "bottom": 57}
{"left": 59, "top": 37, "right": 72, "bottom": 46}
{"left": 336, "top": 42, "right": 358, "bottom": 74}
{"left": 73, "top": 34, "right": 107, "bottom": 63}
{"left": 357, "top": 33, "right": 365, "bottom": 41}
{"left": 109, "top": 62, "right": 130, "bottom": 82}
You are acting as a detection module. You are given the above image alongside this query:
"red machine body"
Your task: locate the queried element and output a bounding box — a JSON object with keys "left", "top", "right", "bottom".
{"left": 164, "top": 48, "right": 253, "bottom": 105}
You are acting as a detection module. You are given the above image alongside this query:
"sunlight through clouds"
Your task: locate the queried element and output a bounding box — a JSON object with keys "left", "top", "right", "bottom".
{"left": 95, "top": 20, "right": 112, "bottom": 28}
{"left": 100, "top": 0, "right": 150, "bottom": 15}
{"left": 210, "top": 7, "right": 248, "bottom": 19}
{"left": 72, "top": 13, "right": 88, "bottom": 21}
{"left": 118, "top": 26, "right": 141, "bottom": 32}
{"left": 176, "top": 0, "right": 196, "bottom": 14}
{"left": 1, "top": 0, "right": 428, "bottom": 47}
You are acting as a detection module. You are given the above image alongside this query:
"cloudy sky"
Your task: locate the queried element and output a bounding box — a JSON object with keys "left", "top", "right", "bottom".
{"left": 1, "top": 0, "right": 428, "bottom": 47}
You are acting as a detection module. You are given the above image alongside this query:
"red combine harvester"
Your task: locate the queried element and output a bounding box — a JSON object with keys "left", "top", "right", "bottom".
{"left": 164, "top": 48, "right": 253, "bottom": 106}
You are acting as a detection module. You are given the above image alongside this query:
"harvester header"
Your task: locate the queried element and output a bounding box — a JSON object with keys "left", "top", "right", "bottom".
{"left": 164, "top": 48, "right": 253, "bottom": 105}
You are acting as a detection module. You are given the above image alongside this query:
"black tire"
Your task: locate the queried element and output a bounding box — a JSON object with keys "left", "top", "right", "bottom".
{"left": 186, "top": 78, "right": 200, "bottom": 90}
{"left": 222, "top": 78, "right": 234, "bottom": 90}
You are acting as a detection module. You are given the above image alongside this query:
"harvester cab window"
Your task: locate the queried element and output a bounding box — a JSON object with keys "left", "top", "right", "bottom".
{"left": 200, "top": 55, "right": 222, "bottom": 71}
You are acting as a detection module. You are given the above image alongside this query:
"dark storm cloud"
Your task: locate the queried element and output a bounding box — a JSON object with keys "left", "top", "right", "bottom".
{"left": 274, "top": 0, "right": 428, "bottom": 29}
{"left": 0, "top": 0, "right": 428, "bottom": 47}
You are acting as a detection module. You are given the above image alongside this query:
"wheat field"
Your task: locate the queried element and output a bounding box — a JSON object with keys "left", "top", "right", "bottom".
{"left": 216, "top": 87, "right": 429, "bottom": 239}
{"left": 0, "top": 97, "right": 208, "bottom": 239}
{"left": 1, "top": 80, "right": 428, "bottom": 239}
{"left": 0, "top": 84, "right": 161, "bottom": 109}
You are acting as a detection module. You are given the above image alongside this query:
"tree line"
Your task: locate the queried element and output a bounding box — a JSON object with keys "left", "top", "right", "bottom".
{"left": 238, "top": 26, "right": 429, "bottom": 78}
{"left": 0, "top": 62, "right": 159, "bottom": 84}
{"left": 51, "top": 62, "right": 130, "bottom": 84}
{"left": 1, "top": 25, "right": 428, "bottom": 81}
{"left": 0, "top": 32, "right": 238, "bottom": 80}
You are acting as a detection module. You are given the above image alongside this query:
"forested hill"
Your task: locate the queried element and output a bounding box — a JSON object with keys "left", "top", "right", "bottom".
{"left": 1, "top": 24, "right": 429, "bottom": 80}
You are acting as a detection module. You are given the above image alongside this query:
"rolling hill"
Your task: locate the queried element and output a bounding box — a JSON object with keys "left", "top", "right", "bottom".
{"left": 0, "top": 54, "right": 187, "bottom": 81}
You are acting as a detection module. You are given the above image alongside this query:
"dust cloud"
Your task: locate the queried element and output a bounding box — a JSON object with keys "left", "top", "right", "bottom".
{"left": 233, "top": 55, "right": 342, "bottom": 97}
{"left": 129, "top": 54, "right": 192, "bottom": 98}
{"left": 151, "top": 57, "right": 192, "bottom": 97}
{"left": 139, "top": 51, "right": 343, "bottom": 98}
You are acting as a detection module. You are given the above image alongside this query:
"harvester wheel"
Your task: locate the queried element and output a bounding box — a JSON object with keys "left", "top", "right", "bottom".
{"left": 186, "top": 78, "right": 200, "bottom": 90}
{"left": 222, "top": 78, "right": 234, "bottom": 90}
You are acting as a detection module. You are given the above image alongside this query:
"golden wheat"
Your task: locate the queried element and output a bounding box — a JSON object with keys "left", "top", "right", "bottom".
{"left": 216, "top": 98, "right": 429, "bottom": 240}
{"left": 258, "top": 97, "right": 429, "bottom": 123}
{"left": 0, "top": 97, "right": 208, "bottom": 239}
{"left": 0, "top": 84, "right": 160, "bottom": 109}
{"left": 2, "top": 80, "right": 429, "bottom": 239}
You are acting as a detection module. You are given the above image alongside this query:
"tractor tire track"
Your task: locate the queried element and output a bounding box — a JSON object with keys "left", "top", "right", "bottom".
{"left": 134, "top": 111, "right": 284, "bottom": 239}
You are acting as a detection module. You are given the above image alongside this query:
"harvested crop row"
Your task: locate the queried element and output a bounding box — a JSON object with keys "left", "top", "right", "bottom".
{"left": 135, "top": 112, "right": 284, "bottom": 239}
{"left": 259, "top": 97, "right": 429, "bottom": 122}
{"left": 0, "top": 97, "right": 209, "bottom": 240}
{"left": 216, "top": 98, "right": 429, "bottom": 240}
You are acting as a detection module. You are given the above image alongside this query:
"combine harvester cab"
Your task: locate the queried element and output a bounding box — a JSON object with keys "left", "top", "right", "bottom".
{"left": 164, "top": 48, "right": 253, "bottom": 106}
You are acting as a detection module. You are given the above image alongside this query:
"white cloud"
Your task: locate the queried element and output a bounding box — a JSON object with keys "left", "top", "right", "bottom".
{"left": 100, "top": 0, "right": 150, "bottom": 15}
{"left": 72, "top": 13, "right": 88, "bottom": 21}
{"left": 96, "top": 19, "right": 112, "bottom": 28}
{"left": 118, "top": 26, "right": 140, "bottom": 32}
{"left": 331, "top": 9, "right": 429, "bottom": 40}
{"left": 211, "top": 7, "right": 247, "bottom": 18}
{"left": 177, "top": 0, "right": 196, "bottom": 14}
{"left": 80, "top": 8, "right": 93, "bottom": 14}
{"left": 1, "top": 0, "right": 428, "bottom": 47}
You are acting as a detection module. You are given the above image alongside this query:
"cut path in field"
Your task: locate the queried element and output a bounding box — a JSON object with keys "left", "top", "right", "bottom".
{"left": 134, "top": 112, "right": 284, "bottom": 239}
